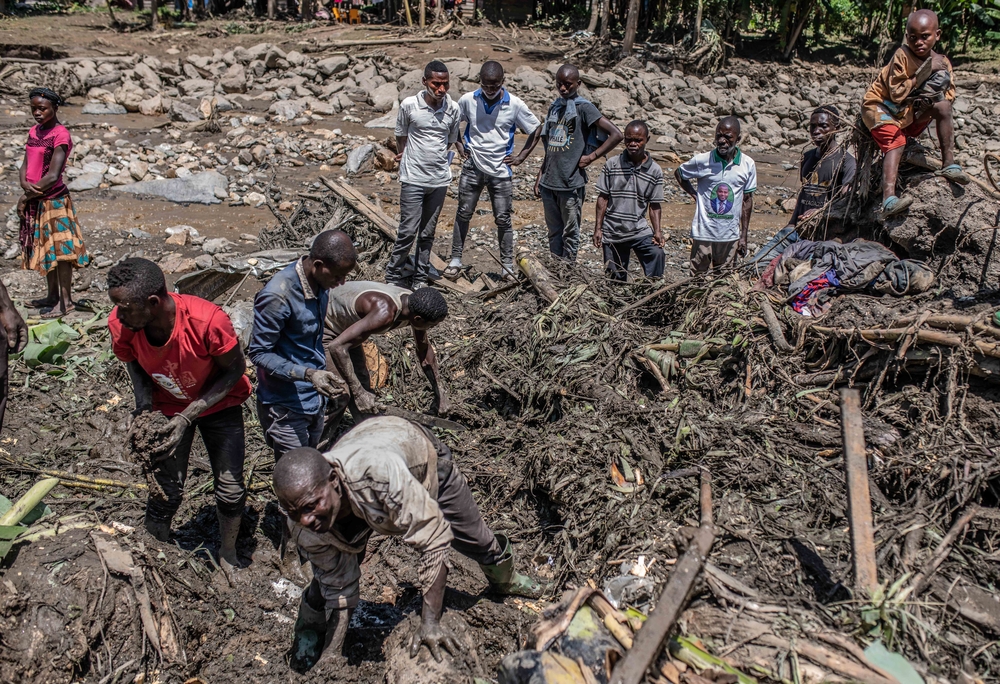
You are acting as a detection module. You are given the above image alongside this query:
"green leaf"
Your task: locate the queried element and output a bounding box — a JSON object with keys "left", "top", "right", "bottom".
{"left": 864, "top": 640, "right": 924, "bottom": 684}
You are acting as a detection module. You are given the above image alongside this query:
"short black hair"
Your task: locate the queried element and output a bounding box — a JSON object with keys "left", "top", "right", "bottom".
{"left": 812, "top": 104, "right": 841, "bottom": 126}
{"left": 407, "top": 287, "right": 448, "bottom": 323}
{"left": 480, "top": 61, "right": 504, "bottom": 81}
{"left": 29, "top": 87, "right": 63, "bottom": 107}
{"left": 310, "top": 229, "right": 358, "bottom": 268}
{"left": 107, "top": 258, "right": 167, "bottom": 301}
{"left": 273, "top": 447, "right": 331, "bottom": 500}
{"left": 625, "top": 120, "right": 649, "bottom": 138}
{"left": 717, "top": 115, "right": 742, "bottom": 135}
{"left": 556, "top": 64, "right": 580, "bottom": 81}
{"left": 424, "top": 60, "right": 449, "bottom": 79}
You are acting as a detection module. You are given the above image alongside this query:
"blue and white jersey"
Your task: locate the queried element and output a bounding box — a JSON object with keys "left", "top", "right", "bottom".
{"left": 458, "top": 89, "right": 540, "bottom": 178}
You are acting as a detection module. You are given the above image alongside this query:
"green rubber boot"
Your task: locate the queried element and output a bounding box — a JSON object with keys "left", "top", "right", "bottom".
{"left": 289, "top": 594, "right": 326, "bottom": 672}
{"left": 480, "top": 533, "right": 545, "bottom": 598}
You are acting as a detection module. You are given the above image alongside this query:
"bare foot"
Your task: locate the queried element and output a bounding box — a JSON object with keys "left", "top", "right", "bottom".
{"left": 27, "top": 296, "right": 58, "bottom": 309}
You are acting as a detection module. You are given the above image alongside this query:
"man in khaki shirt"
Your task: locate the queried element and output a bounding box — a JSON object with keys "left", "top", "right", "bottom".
{"left": 273, "top": 416, "right": 542, "bottom": 669}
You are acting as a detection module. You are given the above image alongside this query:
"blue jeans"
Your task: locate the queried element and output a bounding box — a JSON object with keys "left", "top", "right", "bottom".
{"left": 540, "top": 186, "right": 585, "bottom": 262}
{"left": 602, "top": 235, "right": 665, "bottom": 281}
{"left": 450, "top": 160, "right": 514, "bottom": 268}
{"left": 386, "top": 183, "right": 448, "bottom": 285}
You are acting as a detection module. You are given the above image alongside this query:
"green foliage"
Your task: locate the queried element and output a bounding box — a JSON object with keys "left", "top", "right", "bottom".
{"left": 21, "top": 320, "right": 80, "bottom": 370}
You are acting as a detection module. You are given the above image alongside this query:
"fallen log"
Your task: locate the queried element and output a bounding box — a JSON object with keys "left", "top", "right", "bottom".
{"left": 892, "top": 313, "right": 1000, "bottom": 341}
{"left": 812, "top": 325, "right": 1000, "bottom": 359}
{"left": 515, "top": 247, "right": 560, "bottom": 304}
{"left": 757, "top": 295, "right": 793, "bottom": 353}
{"left": 840, "top": 389, "right": 878, "bottom": 594}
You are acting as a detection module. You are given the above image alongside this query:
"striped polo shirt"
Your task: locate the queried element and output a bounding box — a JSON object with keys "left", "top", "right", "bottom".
{"left": 596, "top": 152, "right": 665, "bottom": 243}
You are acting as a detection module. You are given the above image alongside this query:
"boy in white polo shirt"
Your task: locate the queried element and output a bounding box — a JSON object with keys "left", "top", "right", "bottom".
{"left": 674, "top": 116, "right": 757, "bottom": 273}
{"left": 444, "top": 61, "right": 541, "bottom": 280}
{"left": 388, "top": 60, "right": 462, "bottom": 289}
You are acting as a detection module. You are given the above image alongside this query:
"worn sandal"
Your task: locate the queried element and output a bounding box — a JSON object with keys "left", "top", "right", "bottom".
{"left": 936, "top": 164, "right": 971, "bottom": 185}
{"left": 442, "top": 265, "right": 463, "bottom": 281}
{"left": 881, "top": 195, "right": 914, "bottom": 219}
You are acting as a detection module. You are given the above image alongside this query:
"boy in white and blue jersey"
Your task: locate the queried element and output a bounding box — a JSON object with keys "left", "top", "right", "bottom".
{"left": 444, "top": 61, "right": 541, "bottom": 280}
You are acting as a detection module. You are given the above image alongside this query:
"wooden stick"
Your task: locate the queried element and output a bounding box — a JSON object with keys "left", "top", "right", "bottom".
{"left": 757, "top": 295, "right": 793, "bottom": 352}
{"left": 0, "top": 478, "right": 58, "bottom": 526}
{"left": 754, "top": 634, "right": 897, "bottom": 684}
{"left": 909, "top": 505, "right": 978, "bottom": 598}
{"left": 814, "top": 325, "right": 1000, "bottom": 359}
{"left": 615, "top": 278, "right": 692, "bottom": 317}
{"left": 840, "top": 388, "right": 878, "bottom": 595}
{"left": 610, "top": 475, "right": 715, "bottom": 684}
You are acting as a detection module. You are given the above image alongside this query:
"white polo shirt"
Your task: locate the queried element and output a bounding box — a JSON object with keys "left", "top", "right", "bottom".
{"left": 395, "top": 91, "right": 461, "bottom": 188}
{"left": 677, "top": 148, "right": 757, "bottom": 243}
{"left": 458, "top": 89, "right": 540, "bottom": 178}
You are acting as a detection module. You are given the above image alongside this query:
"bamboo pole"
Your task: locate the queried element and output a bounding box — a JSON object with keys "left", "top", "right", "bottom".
{"left": 401, "top": 0, "right": 413, "bottom": 26}
{"left": 0, "top": 478, "right": 59, "bottom": 526}
{"left": 418, "top": 0, "right": 425, "bottom": 28}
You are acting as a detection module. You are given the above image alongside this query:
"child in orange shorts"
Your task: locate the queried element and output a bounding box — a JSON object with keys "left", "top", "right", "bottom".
{"left": 861, "top": 8, "right": 970, "bottom": 219}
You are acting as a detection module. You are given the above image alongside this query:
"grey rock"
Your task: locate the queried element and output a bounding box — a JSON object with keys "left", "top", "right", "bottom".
{"left": 677, "top": 88, "right": 700, "bottom": 106}
{"left": 268, "top": 98, "right": 307, "bottom": 120}
{"left": 178, "top": 78, "right": 215, "bottom": 97}
{"left": 698, "top": 84, "right": 718, "bottom": 106}
{"left": 170, "top": 101, "right": 202, "bottom": 123}
{"left": 130, "top": 227, "right": 152, "bottom": 239}
{"left": 202, "top": 237, "right": 236, "bottom": 254}
{"left": 317, "top": 55, "right": 350, "bottom": 77}
{"left": 365, "top": 107, "right": 398, "bottom": 129}
{"left": 82, "top": 102, "right": 127, "bottom": 115}
{"left": 67, "top": 172, "right": 104, "bottom": 191}
{"left": 369, "top": 82, "right": 398, "bottom": 113}
{"left": 345, "top": 144, "right": 375, "bottom": 175}
{"left": 195, "top": 254, "right": 214, "bottom": 270}
{"left": 113, "top": 170, "right": 229, "bottom": 205}
{"left": 593, "top": 88, "right": 630, "bottom": 118}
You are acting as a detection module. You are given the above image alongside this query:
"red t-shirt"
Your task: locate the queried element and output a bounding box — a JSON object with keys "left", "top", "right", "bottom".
{"left": 109, "top": 293, "right": 252, "bottom": 417}
{"left": 25, "top": 124, "right": 72, "bottom": 199}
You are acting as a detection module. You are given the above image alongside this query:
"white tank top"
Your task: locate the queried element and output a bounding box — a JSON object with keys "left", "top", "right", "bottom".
{"left": 325, "top": 281, "right": 411, "bottom": 336}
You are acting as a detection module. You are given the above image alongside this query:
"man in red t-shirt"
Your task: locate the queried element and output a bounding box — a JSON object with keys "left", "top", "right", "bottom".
{"left": 108, "top": 258, "right": 252, "bottom": 576}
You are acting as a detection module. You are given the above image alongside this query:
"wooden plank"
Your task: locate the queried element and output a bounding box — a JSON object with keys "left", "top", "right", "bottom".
{"left": 840, "top": 388, "right": 878, "bottom": 594}
{"left": 320, "top": 177, "right": 475, "bottom": 294}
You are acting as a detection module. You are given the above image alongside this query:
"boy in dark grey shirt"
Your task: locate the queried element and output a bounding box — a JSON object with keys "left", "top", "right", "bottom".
{"left": 594, "top": 121, "right": 665, "bottom": 281}
{"left": 534, "top": 63, "right": 622, "bottom": 262}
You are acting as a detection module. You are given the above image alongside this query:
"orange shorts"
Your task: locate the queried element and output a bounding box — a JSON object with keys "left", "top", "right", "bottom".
{"left": 870, "top": 119, "right": 931, "bottom": 153}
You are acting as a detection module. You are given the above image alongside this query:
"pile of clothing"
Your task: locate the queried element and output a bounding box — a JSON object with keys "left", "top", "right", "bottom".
{"left": 753, "top": 238, "right": 935, "bottom": 316}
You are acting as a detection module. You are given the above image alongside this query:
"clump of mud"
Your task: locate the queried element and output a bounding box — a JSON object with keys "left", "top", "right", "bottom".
{"left": 127, "top": 410, "right": 173, "bottom": 499}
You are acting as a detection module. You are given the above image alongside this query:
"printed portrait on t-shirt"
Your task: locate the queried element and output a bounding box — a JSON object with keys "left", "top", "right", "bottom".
{"left": 709, "top": 183, "right": 734, "bottom": 217}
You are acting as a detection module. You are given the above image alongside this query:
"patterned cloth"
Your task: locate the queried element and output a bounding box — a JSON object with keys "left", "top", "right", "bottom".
{"left": 20, "top": 193, "right": 90, "bottom": 275}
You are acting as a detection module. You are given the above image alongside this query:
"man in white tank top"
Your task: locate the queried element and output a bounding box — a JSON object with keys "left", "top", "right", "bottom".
{"left": 322, "top": 282, "right": 450, "bottom": 440}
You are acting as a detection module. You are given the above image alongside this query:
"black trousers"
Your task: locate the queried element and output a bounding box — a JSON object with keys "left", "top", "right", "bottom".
{"left": 602, "top": 235, "right": 665, "bottom": 281}
{"left": 146, "top": 405, "right": 247, "bottom": 523}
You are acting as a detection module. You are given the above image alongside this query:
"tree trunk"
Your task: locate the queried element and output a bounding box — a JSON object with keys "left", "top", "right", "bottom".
{"left": 419, "top": 0, "right": 425, "bottom": 27}
{"left": 781, "top": 0, "right": 814, "bottom": 60}
{"left": 599, "top": 0, "right": 611, "bottom": 38}
{"left": 622, "top": 0, "right": 640, "bottom": 54}
{"left": 693, "top": 0, "right": 703, "bottom": 44}
{"left": 587, "top": 0, "right": 600, "bottom": 33}
{"left": 150, "top": 0, "right": 158, "bottom": 26}
{"left": 267, "top": 0, "right": 275, "bottom": 20}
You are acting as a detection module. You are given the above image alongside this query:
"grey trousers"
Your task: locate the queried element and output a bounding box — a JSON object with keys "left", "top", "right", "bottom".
{"left": 386, "top": 183, "right": 448, "bottom": 285}
{"left": 257, "top": 397, "right": 325, "bottom": 460}
{"left": 146, "top": 405, "right": 247, "bottom": 523}
{"left": 450, "top": 160, "right": 515, "bottom": 268}
{"left": 540, "top": 186, "right": 585, "bottom": 262}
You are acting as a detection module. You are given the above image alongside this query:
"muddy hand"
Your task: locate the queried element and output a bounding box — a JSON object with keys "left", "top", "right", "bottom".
{"left": 309, "top": 369, "right": 348, "bottom": 399}
{"left": 151, "top": 414, "right": 190, "bottom": 461}
{"left": 352, "top": 389, "right": 379, "bottom": 413}
{"left": 409, "top": 619, "right": 460, "bottom": 663}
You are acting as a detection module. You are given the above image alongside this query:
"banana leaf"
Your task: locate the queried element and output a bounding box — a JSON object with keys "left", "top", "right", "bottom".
{"left": 21, "top": 319, "right": 81, "bottom": 369}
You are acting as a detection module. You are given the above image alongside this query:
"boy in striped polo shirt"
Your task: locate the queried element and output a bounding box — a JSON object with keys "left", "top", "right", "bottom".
{"left": 594, "top": 120, "right": 665, "bottom": 281}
